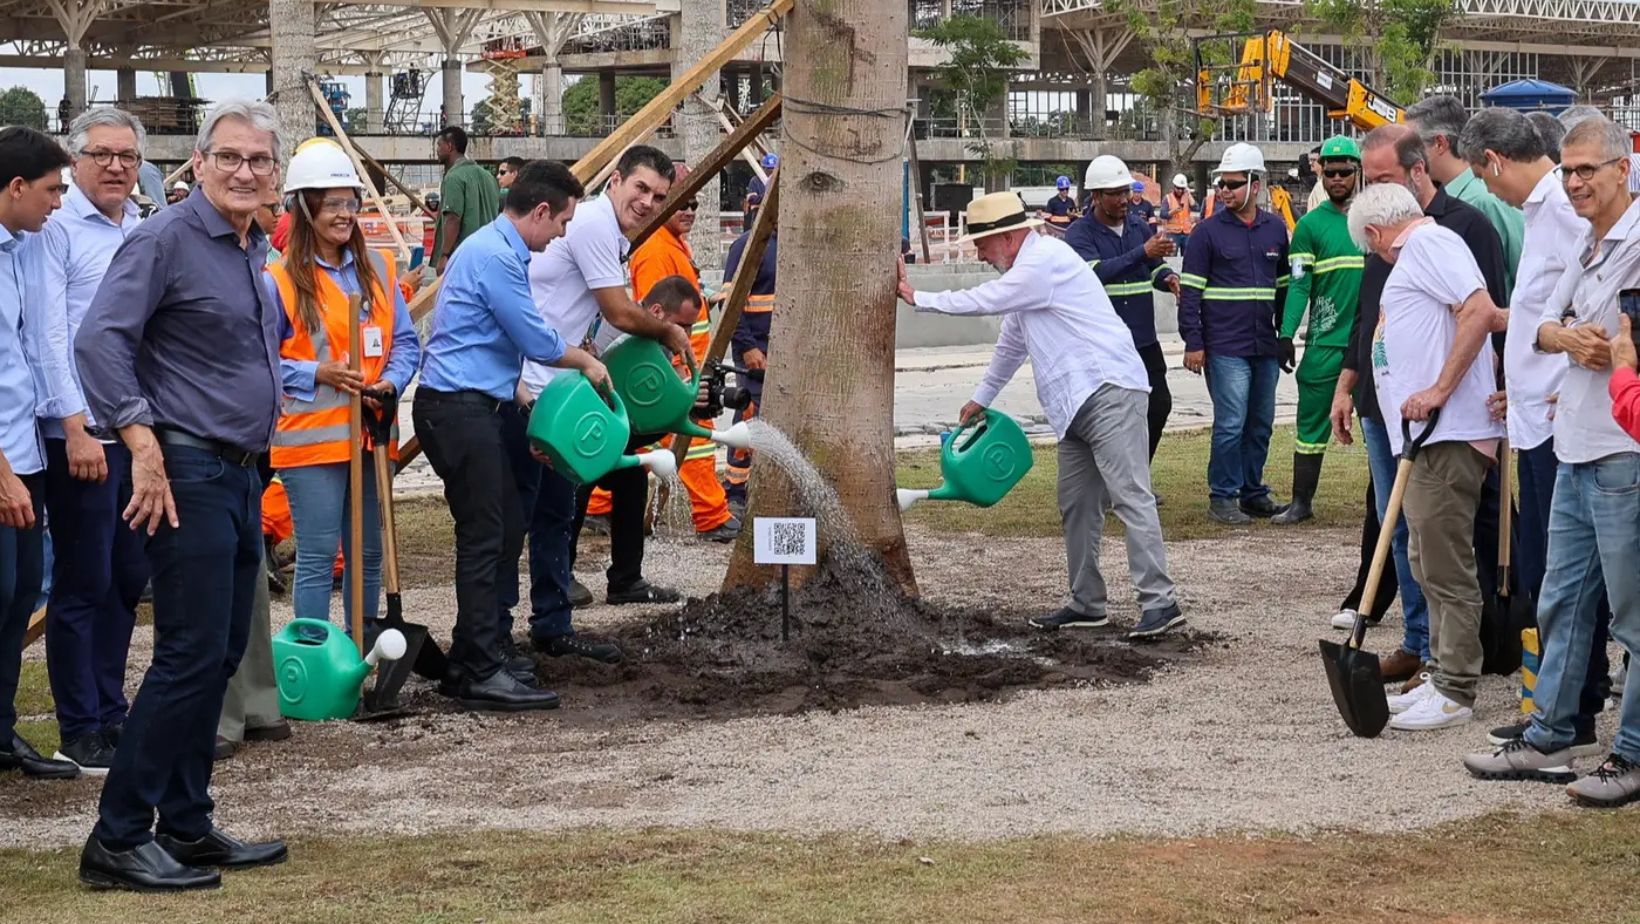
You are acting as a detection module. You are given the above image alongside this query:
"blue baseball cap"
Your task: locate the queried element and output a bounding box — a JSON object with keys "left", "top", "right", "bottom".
{"left": 761, "top": 152, "right": 779, "bottom": 170}
{"left": 1131, "top": 181, "right": 1145, "bottom": 192}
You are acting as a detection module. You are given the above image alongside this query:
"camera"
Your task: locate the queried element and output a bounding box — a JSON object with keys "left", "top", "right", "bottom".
{"left": 693, "top": 360, "right": 754, "bottom": 420}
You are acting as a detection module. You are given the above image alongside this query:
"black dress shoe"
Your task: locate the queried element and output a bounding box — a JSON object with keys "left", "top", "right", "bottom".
{"left": 452, "top": 670, "right": 560, "bottom": 712}
{"left": 532, "top": 632, "right": 624, "bottom": 664}
{"left": 0, "top": 734, "right": 81, "bottom": 779}
{"left": 569, "top": 579, "right": 594, "bottom": 608}
{"left": 606, "top": 580, "right": 681, "bottom": 606}
{"left": 213, "top": 736, "right": 236, "bottom": 762}
{"left": 79, "top": 837, "right": 220, "bottom": 892}
{"left": 1239, "top": 494, "right": 1286, "bottom": 518}
{"left": 243, "top": 720, "right": 292, "bottom": 743}
{"left": 156, "top": 826, "right": 288, "bottom": 870}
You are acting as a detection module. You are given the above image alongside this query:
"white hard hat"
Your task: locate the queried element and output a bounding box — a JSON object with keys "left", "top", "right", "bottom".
{"left": 283, "top": 139, "right": 364, "bottom": 194}
{"left": 1172, "top": 173, "right": 1189, "bottom": 188}
{"left": 1083, "top": 154, "right": 1134, "bottom": 191}
{"left": 1213, "top": 142, "right": 1266, "bottom": 176}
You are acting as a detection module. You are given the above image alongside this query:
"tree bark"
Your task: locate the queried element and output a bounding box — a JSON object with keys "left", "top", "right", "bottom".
{"left": 722, "top": 0, "right": 915, "bottom": 595}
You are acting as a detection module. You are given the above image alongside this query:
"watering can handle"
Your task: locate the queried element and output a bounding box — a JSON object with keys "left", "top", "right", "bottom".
{"left": 949, "top": 406, "right": 992, "bottom": 444}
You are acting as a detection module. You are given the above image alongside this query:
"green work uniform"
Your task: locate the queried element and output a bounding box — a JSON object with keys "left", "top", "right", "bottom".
{"left": 1282, "top": 198, "right": 1362, "bottom": 455}
{"left": 432, "top": 157, "right": 501, "bottom": 268}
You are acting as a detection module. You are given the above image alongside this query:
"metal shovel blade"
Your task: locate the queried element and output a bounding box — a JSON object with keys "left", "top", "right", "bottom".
{"left": 1318, "top": 635, "right": 1390, "bottom": 739}
{"left": 359, "top": 618, "right": 431, "bottom": 720}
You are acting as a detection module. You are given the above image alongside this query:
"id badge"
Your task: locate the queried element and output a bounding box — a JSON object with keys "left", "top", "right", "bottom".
{"left": 363, "top": 326, "right": 385, "bottom": 358}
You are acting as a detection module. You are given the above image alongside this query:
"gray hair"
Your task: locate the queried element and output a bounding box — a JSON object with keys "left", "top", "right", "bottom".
{"left": 1362, "top": 123, "right": 1429, "bottom": 173}
{"left": 1526, "top": 111, "right": 1565, "bottom": 161}
{"left": 1456, "top": 107, "right": 1545, "bottom": 166}
{"left": 1405, "top": 95, "right": 1469, "bottom": 149}
{"left": 1561, "top": 115, "right": 1632, "bottom": 162}
{"left": 1558, "top": 104, "right": 1604, "bottom": 130}
{"left": 195, "top": 98, "right": 286, "bottom": 162}
{"left": 66, "top": 106, "right": 147, "bottom": 156}
{"left": 1347, "top": 182, "right": 1424, "bottom": 252}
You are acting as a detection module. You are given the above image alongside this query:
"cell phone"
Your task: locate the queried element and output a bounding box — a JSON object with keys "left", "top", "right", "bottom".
{"left": 1620, "top": 289, "right": 1640, "bottom": 345}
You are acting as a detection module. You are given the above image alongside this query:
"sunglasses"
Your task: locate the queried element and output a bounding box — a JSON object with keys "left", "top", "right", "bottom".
{"left": 1322, "top": 167, "right": 1357, "bottom": 178}
{"left": 1215, "top": 178, "right": 1250, "bottom": 191}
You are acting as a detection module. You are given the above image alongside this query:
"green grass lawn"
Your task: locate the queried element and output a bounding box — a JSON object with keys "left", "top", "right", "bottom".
{"left": 900, "top": 425, "right": 1370, "bottom": 541}
{"left": 4, "top": 811, "right": 1639, "bottom": 923}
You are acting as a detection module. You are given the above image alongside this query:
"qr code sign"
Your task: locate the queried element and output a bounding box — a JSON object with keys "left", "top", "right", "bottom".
{"left": 753, "top": 517, "right": 817, "bottom": 565}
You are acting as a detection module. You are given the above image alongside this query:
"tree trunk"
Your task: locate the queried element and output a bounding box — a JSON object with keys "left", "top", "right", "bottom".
{"left": 722, "top": 0, "right": 915, "bottom": 595}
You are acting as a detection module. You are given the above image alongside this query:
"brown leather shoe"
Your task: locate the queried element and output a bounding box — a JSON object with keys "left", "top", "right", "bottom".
{"left": 1399, "top": 666, "right": 1433, "bottom": 695}
{"left": 1379, "top": 649, "right": 1424, "bottom": 684}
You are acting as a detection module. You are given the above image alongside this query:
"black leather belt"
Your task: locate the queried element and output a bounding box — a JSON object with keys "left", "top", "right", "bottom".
{"left": 417, "top": 388, "right": 504, "bottom": 412}
{"left": 156, "top": 428, "right": 259, "bottom": 468}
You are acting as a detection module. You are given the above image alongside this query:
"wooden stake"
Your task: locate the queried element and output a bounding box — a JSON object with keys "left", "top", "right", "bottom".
{"left": 305, "top": 76, "right": 413, "bottom": 267}
{"left": 22, "top": 605, "right": 44, "bottom": 649}
{"left": 374, "top": 445, "right": 400, "bottom": 598}
{"left": 907, "top": 128, "right": 933, "bottom": 265}
{"left": 347, "top": 292, "right": 366, "bottom": 656}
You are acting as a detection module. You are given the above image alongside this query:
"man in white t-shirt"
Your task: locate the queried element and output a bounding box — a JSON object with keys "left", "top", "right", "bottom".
{"left": 516, "top": 146, "right": 693, "bottom": 664}
{"left": 1347, "top": 182, "right": 1509, "bottom": 733}
{"left": 896, "top": 192, "right": 1183, "bottom": 640}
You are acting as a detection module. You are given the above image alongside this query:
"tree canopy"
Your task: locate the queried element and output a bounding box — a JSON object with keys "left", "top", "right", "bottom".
{"left": 561, "top": 75, "right": 668, "bottom": 135}
{"left": 0, "top": 87, "right": 48, "bottom": 130}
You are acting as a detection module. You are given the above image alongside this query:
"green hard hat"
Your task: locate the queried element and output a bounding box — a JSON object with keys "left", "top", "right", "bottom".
{"left": 1320, "top": 135, "right": 1361, "bottom": 162}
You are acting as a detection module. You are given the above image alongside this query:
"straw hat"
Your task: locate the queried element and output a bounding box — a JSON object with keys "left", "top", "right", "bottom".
{"left": 958, "top": 192, "right": 1044, "bottom": 244}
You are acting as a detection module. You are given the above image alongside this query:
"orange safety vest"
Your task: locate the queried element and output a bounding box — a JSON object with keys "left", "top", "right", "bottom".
{"left": 267, "top": 250, "right": 400, "bottom": 469}
{"left": 1162, "top": 191, "right": 1196, "bottom": 235}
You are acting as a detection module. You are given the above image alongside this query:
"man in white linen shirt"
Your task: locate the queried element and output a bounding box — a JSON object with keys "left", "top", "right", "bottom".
{"left": 895, "top": 192, "right": 1183, "bottom": 641}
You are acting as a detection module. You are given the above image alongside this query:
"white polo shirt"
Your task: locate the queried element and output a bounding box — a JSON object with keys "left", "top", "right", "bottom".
{"left": 1372, "top": 221, "right": 1504, "bottom": 455}
{"left": 520, "top": 194, "right": 628, "bottom": 399}
{"left": 1505, "top": 170, "right": 1581, "bottom": 451}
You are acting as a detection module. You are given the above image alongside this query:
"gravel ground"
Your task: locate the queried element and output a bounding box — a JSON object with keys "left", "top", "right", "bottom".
{"left": 7, "top": 524, "right": 1618, "bottom": 849}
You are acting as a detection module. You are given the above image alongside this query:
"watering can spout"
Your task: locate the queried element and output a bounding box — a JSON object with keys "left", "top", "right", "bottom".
{"left": 710, "top": 421, "right": 753, "bottom": 451}
{"left": 896, "top": 488, "right": 930, "bottom": 512}
{"left": 637, "top": 449, "right": 677, "bottom": 480}
{"left": 365, "top": 628, "right": 407, "bottom": 668}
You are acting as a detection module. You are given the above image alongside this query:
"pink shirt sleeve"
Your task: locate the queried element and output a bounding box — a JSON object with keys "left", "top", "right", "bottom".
{"left": 1610, "top": 367, "right": 1640, "bottom": 442}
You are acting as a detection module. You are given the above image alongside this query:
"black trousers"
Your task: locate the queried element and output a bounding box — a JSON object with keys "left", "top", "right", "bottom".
{"left": 566, "top": 431, "right": 654, "bottom": 593}
{"left": 1136, "top": 340, "right": 1173, "bottom": 462}
{"left": 1340, "top": 478, "right": 1398, "bottom": 621}
{"left": 94, "top": 445, "right": 260, "bottom": 849}
{"left": 413, "top": 390, "right": 523, "bottom": 681}
{"left": 0, "top": 474, "right": 44, "bottom": 747}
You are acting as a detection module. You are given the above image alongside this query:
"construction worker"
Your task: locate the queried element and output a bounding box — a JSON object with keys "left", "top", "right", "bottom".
{"left": 1160, "top": 173, "right": 1196, "bottom": 250}
{"left": 722, "top": 191, "right": 776, "bottom": 517}
{"left": 1064, "top": 155, "right": 1179, "bottom": 462}
{"left": 624, "top": 163, "right": 739, "bottom": 542}
{"left": 263, "top": 139, "right": 421, "bottom": 632}
{"left": 1128, "top": 181, "right": 1156, "bottom": 225}
{"left": 1040, "top": 175, "right": 1077, "bottom": 226}
{"left": 1272, "top": 135, "right": 1363, "bottom": 525}
{"left": 746, "top": 152, "right": 777, "bottom": 203}
{"left": 1178, "top": 141, "right": 1290, "bottom": 525}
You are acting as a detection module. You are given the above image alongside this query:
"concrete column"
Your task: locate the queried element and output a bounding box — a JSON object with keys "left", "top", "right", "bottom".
{"left": 268, "top": 0, "right": 317, "bottom": 150}
{"left": 674, "top": 5, "right": 725, "bottom": 265}
{"left": 540, "top": 61, "right": 564, "bottom": 135}
{"left": 365, "top": 71, "right": 384, "bottom": 133}
{"left": 441, "top": 57, "right": 463, "bottom": 127}
{"left": 116, "top": 65, "right": 137, "bottom": 102}
{"left": 64, "top": 46, "right": 87, "bottom": 121}
{"left": 598, "top": 70, "right": 617, "bottom": 122}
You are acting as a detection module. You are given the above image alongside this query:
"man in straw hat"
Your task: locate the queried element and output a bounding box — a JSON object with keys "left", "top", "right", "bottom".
{"left": 896, "top": 193, "right": 1184, "bottom": 640}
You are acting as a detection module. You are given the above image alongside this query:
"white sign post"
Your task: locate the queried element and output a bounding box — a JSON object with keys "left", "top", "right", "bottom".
{"left": 753, "top": 517, "right": 816, "bottom": 641}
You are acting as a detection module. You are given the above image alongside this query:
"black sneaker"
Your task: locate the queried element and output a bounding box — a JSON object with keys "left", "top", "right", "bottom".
{"left": 698, "top": 516, "right": 742, "bottom": 544}
{"left": 1239, "top": 494, "right": 1286, "bottom": 518}
{"left": 54, "top": 732, "right": 117, "bottom": 776}
{"left": 582, "top": 514, "right": 611, "bottom": 536}
{"left": 1027, "top": 607, "right": 1109, "bottom": 630}
{"left": 532, "top": 633, "right": 625, "bottom": 664}
{"left": 101, "top": 724, "right": 123, "bottom": 750}
{"left": 569, "top": 579, "right": 594, "bottom": 608}
{"left": 606, "top": 580, "right": 681, "bottom": 606}
{"left": 1487, "top": 720, "right": 1604, "bottom": 758}
{"left": 1208, "top": 498, "right": 1253, "bottom": 525}
{"left": 1128, "top": 603, "right": 1186, "bottom": 640}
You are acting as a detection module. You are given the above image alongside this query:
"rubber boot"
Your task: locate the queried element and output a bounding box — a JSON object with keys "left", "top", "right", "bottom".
{"left": 1271, "top": 452, "right": 1322, "bottom": 525}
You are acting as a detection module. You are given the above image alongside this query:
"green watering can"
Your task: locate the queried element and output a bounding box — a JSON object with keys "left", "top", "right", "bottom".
{"left": 274, "top": 618, "right": 406, "bottom": 721}
{"left": 527, "top": 370, "right": 678, "bottom": 484}
{"left": 602, "top": 335, "right": 753, "bottom": 450}
{"left": 896, "top": 408, "right": 1034, "bottom": 511}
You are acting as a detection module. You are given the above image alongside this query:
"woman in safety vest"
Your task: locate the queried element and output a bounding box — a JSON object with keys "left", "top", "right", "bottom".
{"left": 262, "top": 138, "right": 421, "bottom": 631}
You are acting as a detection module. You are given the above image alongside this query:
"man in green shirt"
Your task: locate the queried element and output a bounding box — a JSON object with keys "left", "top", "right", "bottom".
{"left": 1273, "top": 135, "right": 1364, "bottom": 525}
{"left": 1407, "top": 95, "right": 1524, "bottom": 296}
{"left": 431, "top": 126, "right": 501, "bottom": 272}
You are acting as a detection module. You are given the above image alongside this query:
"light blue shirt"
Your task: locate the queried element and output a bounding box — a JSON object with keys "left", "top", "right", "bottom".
{"left": 30, "top": 184, "right": 141, "bottom": 438}
{"left": 0, "top": 224, "right": 50, "bottom": 476}
{"left": 419, "top": 215, "right": 566, "bottom": 401}
{"left": 261, "top": 249, "right": 422, "bottom": 401}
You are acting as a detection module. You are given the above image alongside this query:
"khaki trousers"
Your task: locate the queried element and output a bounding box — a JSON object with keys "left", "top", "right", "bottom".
{"left": 1403, "top": 441, "right": 1490, "bottom": 707}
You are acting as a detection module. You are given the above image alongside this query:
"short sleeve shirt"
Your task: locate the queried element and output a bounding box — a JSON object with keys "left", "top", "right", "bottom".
{"left": 433, "top": 158, "right": 501, "bottom": 266}
{"left": 520, "top": 195, "right": 628, "bottom": 398}
{"left": 1373, "top": 222, "right": 1503, "bottom": 454}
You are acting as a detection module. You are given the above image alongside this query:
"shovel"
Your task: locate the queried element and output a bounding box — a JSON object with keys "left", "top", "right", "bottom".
{"left": 1320, "top": 409, "right": 1439, "bottom": 738}
{"left": 1481, "top": 438, "right": 1530, "bottom": 675}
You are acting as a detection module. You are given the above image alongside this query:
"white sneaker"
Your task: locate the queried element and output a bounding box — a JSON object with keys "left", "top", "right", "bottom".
{"left": 1330, "top": 608, "right": 1360, "bottom": 630}
{"left": 1387, "top": 672, "right": 1436, "bottom": 714}
{"left": 1389, "top": 687, "right": 1473, "bottom": 731}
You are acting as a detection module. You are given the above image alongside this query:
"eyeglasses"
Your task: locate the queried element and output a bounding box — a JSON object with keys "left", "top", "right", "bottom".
{"left": 1559, "top": 157, "right": 1625, "bottom": 183}
{"left": 206, "top": 151, "right": 278, "bottom": 176}
{"left": 680, "top": 200, "right": 700, "bottom": 210}
{"left": 1322, "top": 167, "right": 1357, "bottom": 179}
{"left": 80, "top": 149, "right": 141, "bottom": 169}
{"left": 319, "top": 197, "right": 362, "bottom": 215}
{"left": 1215, "top": 178, "right": 1250, "bottom": 191}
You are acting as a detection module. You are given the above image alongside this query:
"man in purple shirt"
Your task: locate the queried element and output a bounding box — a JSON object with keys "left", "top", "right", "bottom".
{"left": 73, "top": 100, "right": 289, "bottom": 892}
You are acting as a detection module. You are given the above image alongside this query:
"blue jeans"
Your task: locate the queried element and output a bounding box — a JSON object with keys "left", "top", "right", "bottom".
{"left": 95, "top": 445, "right": 261, "bottom": 849}
{"left": 1525, "top": 454, "right": 1640, "bottom": 760}
{"left": 279, "top": 462, "right": 381, "bottom": 628}
{"left": 527, "top": 465, "right": 581, "bottom": 639}
{"left": 1361, "top": 416, "right": 1430, "bottom": 660}
{"left": 1203, "top": 354, "right": 1278, "bottom": 501}
{"left": 42, "top": 439, "right": 147, "bottom": 741}
{"left": 0, "top": 475, "right": 44, "bottom": 747}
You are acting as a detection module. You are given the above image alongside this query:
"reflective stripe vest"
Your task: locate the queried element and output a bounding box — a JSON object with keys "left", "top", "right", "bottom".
{"left": 1161, "top": 191, "right": 1196, "bottom": 235}
{"left": 268, "top": 250, "right": 399, "bottom": 468}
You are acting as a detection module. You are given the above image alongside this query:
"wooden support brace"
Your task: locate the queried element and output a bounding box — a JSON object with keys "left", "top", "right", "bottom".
{"left": 23, "top": 606, "right": 44, "bottom": 648}
{"left": 305, "top": 75, "right": 413, "bottom": 266}
{"left": 628, "top": 94, "right": 781, "bottom": 252}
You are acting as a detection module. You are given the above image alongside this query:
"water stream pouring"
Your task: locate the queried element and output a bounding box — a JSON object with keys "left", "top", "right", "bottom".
{"left": 526, "top": 371, "right": 670, "bottom": 483}
{"left": 274, "top": 619, "right": 406, "bottom": 721}
{"left": 602, "top": 335, "right": 754, "bottom": 450}
{"left": 896, "top": 408, "right": 1034, "bottom": 511}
